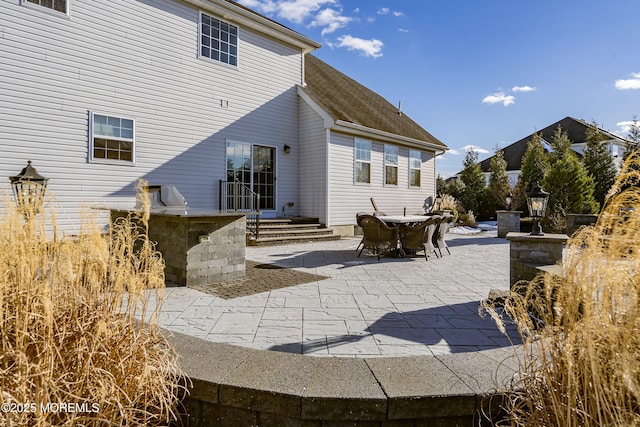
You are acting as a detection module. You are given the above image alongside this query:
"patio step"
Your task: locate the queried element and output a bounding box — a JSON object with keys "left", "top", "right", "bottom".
{"left": 247, "top": 217, "right": 340, "bottom": 246}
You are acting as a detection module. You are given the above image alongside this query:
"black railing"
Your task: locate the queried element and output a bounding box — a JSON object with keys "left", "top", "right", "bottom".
{"left": 219, "top": 179, "right": 261, "bottom": 239}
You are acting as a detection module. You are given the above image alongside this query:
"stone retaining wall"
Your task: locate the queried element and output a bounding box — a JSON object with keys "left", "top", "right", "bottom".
{"left": 170, "top": 332, "right": 521, "bottom": 426}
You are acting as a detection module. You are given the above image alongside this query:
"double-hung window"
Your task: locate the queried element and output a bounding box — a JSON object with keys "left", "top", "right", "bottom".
{"left": 409, "top": 149, "right": 421, "bottom": 187}
{"left": 355, "top": 138, "right": 371, "bottom": 184}
{"left": 89, "top": 112, "right": 135, "bottom": 163}
{"left": 384, "top": 145, "right": 398, "bottom": 186}
{"left": 200, "top": 13, "right": 238, "bottom": 67}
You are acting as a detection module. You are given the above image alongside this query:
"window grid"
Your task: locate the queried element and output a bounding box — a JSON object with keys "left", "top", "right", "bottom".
{"left": 384, "top": 145, "right": 398, "bottom": 186}
{"left": 23, "top": 0, "right": 67, "bottom": 14}
{"left": 409, "top": 149, "right": 421, "bottom": 187}
{"left": 91, "top": 113, "right": 135, "bottom": 163}
{"left": 200, "top": 13, "right": 238, "bottom": 66}
{"left": 355, "top": 139, "right": 371, "bottom": 184}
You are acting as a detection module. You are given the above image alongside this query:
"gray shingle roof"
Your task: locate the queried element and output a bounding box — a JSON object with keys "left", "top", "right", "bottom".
{"left": 479, "top": 116, "right": 626, "bottom": 172}
{"left": 301, "top": 54, "right": 447, "bottom": 149}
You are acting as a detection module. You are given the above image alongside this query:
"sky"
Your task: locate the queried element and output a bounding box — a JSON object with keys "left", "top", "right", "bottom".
{"left": 237, "top": 0, "right": 640, "bottom": 178}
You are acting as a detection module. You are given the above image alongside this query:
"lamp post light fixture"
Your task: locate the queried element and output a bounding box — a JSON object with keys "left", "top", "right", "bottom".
{"left": 9, "top": 161, "right": 49, "bottom": 220}
{"left": 526, "top": 182, "right": 549, "bottom": 236}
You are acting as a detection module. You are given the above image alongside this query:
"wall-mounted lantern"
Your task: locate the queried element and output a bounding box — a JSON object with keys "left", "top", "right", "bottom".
{"left": 9, "top": 161, "right": 49, "bottom": 220}
{"left": 526, "top": 183, "right": 549, "bottom": 236}
{"left": 283, "top": 144, "right": 291, "bottom": 154}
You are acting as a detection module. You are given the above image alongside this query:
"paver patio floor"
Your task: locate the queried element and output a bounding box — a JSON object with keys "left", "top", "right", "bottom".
{"left": 153, "top": 229, "right": 521, "bottom": 357}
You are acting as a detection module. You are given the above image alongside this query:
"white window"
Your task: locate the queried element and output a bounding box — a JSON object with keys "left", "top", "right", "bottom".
{"left": 384, "top": 145, "right": 398, "bottom": 186}
{"left": 20, "top": 0, "right": 69, "bottom": 16}
{"left": 89, "top": 112, "right": 135, "bottom": 163}
{"left": 409, "top": 149, "right": 421, "bottom": 187}
{"left": 355, "top": 138, "right": 371, "bottom": 184}
{"left": 200, "top": 13, "right": 238, "bottom": 67}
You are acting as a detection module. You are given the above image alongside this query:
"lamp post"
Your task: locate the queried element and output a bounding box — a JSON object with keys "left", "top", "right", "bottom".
{"left": 526, "top": 183, "right": 549, "bottom": 236}
{"left": 9, "top": 161, "right": 49, "bottom": 220}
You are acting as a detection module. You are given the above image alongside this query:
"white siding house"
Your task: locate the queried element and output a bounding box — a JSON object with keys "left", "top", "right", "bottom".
{"left": 1, "top": 0, "right": 447, "bottom": 236}
{"left": 298, "top": 55, "right": 446, "bottom": 235}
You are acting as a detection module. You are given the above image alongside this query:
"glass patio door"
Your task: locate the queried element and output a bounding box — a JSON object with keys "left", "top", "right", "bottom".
{"left": 226, "top": 142, "right": 275, "bottom": 211}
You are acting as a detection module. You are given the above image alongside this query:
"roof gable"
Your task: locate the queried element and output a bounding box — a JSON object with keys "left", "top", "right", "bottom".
{"left": 479, "top": 116, "right": 627, "bottom": 172}
{"left": 301, "top": 54, "right": 446, "bottom": 149}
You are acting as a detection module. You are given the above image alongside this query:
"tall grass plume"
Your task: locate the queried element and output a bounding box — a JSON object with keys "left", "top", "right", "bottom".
{"left": 484, "top": 153, "right": 640, "bottom": 426}
{"left": 0, "top": 182, "right": 188, "bottom": 426}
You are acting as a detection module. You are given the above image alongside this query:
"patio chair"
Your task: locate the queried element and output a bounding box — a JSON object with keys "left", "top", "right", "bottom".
{"left": 355, "top": 212, "right": 369, "bottom": 253}
{"left": 357, "top": 214, "right": 399, "bottom": 260}
{"left": 398, "top": 216, "right": 440, "bottom": 260}
{"left": 435, "top": 214, "right": 454, "bottom": 256}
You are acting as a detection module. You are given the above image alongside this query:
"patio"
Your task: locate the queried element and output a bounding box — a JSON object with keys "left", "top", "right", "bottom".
{"left": 155, "top": 227, "right": 522, "bottom": 357}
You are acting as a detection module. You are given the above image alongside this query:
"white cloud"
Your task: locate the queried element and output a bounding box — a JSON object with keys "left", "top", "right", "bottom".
{"left": 512, "top": 85, "right": 536, "bottom": 92}
{"left": 238, "top": 0, "right": 338, "bottom": 24}
{"left": 462, "top": 145, "right": 490, "bottom": 154}
{"left": 482, "top": 92, "right": 515, "bottom": 106}
{"left": 335, "top": 35, "right": 383, "bottom": 58}
{"left": 393, "top": 11, "right": 404, "bottom": 17}
{"left": 310, "top": 8, "right": 352, "bottom": 35}
{"left": 377, "top": 7, "right": 390, "bottom": 15}
{"left": 398, "top": 28, "right": 409, "bottom": 33}
{"left": 446, "top": 148, "right": 460, "bottom": 155}
{"left": 615, "top": 72, "right": 640, "bottom": 90}
{"left": 617, "top": 120, "right": 636, "bottom": 134}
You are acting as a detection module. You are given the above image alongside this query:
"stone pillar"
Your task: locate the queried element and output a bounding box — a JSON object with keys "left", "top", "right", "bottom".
{"left": 505, "top": 232, "right": 569, "bottom": 288}
{"left": 496, "top": 210, "right": 522, "bottom": 238}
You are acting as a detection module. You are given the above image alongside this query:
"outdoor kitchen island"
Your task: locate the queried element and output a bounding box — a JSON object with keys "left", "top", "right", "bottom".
{"left": 110, "top": 208, "right": 247, "bottom": 286}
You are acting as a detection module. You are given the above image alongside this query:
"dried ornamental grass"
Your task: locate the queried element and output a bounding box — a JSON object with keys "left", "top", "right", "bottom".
{"left": 0, "top": 185, "right": 188, "bottom": 426}
{"left": 484, "top": 153, "right": 640, "bottom": 427}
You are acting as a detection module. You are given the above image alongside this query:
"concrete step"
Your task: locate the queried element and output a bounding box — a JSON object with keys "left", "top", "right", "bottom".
{"left": 246, "top": 216, "right": 338, "bottom": 246}
{"left": 251, "top": 232, "right": 340, "bottom": 246}
{"left": 258, "top": 228, "right": 334, "bottom": 238}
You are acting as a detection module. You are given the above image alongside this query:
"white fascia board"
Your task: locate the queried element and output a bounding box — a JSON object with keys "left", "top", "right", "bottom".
{"left": 333, "top": 120, "right": 447, "bottom": 154}
{"left": 296, "top": 85, "right": 334, "bottom": 128}
{"left": 182, "top": 0, "right": 321, "bottom": 52}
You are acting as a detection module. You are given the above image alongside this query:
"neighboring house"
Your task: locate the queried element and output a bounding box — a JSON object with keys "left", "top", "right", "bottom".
{"left": 0, "top": 0, "right": 446, "bottom": 236}
{"left": 478, "top": 116, "right": 627, "bottom": 184}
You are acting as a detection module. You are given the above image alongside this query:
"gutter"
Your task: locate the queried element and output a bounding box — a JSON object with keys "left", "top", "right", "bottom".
{"left": 181, "top": 0, "right": 321, "bottom": 52}
{"left": 333, "top": 120, "right": 448, "bottom": 155}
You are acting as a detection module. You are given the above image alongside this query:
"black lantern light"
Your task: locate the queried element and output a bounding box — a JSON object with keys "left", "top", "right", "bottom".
{"left": 9, "top": 161, "right": 49, "bottom": 220}
{"left": 526, "top": 182, "right": 549, "bottom": 236}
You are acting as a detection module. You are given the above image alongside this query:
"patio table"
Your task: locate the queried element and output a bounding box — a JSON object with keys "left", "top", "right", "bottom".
{"left": 378, "top": 215, "right": 428, "bottom": 225}
{"left": 378, "top": 215, "right": 431, "bottom": 257}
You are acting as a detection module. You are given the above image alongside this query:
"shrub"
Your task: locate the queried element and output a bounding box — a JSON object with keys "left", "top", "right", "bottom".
{"left": 0, "top": 185, "right": 188, "bottom": 426}
{"left": 483, "top": 154, "right": 640, "bottom": 426}
{"left": 458, "top": 211, "right": 477, "bottom": 228}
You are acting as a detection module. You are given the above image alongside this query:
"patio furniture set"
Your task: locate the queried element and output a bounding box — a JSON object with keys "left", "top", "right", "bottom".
{"left": 356, "top": 212, "right": 455, "bottom": 260}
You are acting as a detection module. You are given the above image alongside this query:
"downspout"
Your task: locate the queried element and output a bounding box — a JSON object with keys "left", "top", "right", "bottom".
{"left": 325, "top": 128, "right": 331, "bottom": 227}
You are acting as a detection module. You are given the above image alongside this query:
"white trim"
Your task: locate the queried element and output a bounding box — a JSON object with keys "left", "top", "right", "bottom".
{"left": 383, "top": 144, "right": 398, "bottom": 186}
{"left": 325, "top": 128, "right": 331, "bottom": 226}
{"left": 297, "top": 86, "right": 334, "bottom": 127}
{"left": 182, "top": 0, "right": 320, "bottom": 52}
{"left": 408, "top": 148, "right": 421, "bottom": 188}
{"left": 198, "top": 11, "right": 240, "bottom": 68}
{"left": 88, "top": 111, "right": 136, "bottom": 166}
{"left": 335, "top": 120, "right": 446, "bottom": 154}
{"left": 20, "top": 0, "right": 70, "bottom": 18}
{"left": 225, "top": 139, "right": 278, "bottom": 213}
{"left": 354, "top": 137, "right": 372, "bottom": 185}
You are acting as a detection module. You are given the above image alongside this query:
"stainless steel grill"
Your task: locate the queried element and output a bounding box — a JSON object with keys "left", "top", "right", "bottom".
{"left": 138, "top": 184, "right": 187, "bottom": 209}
